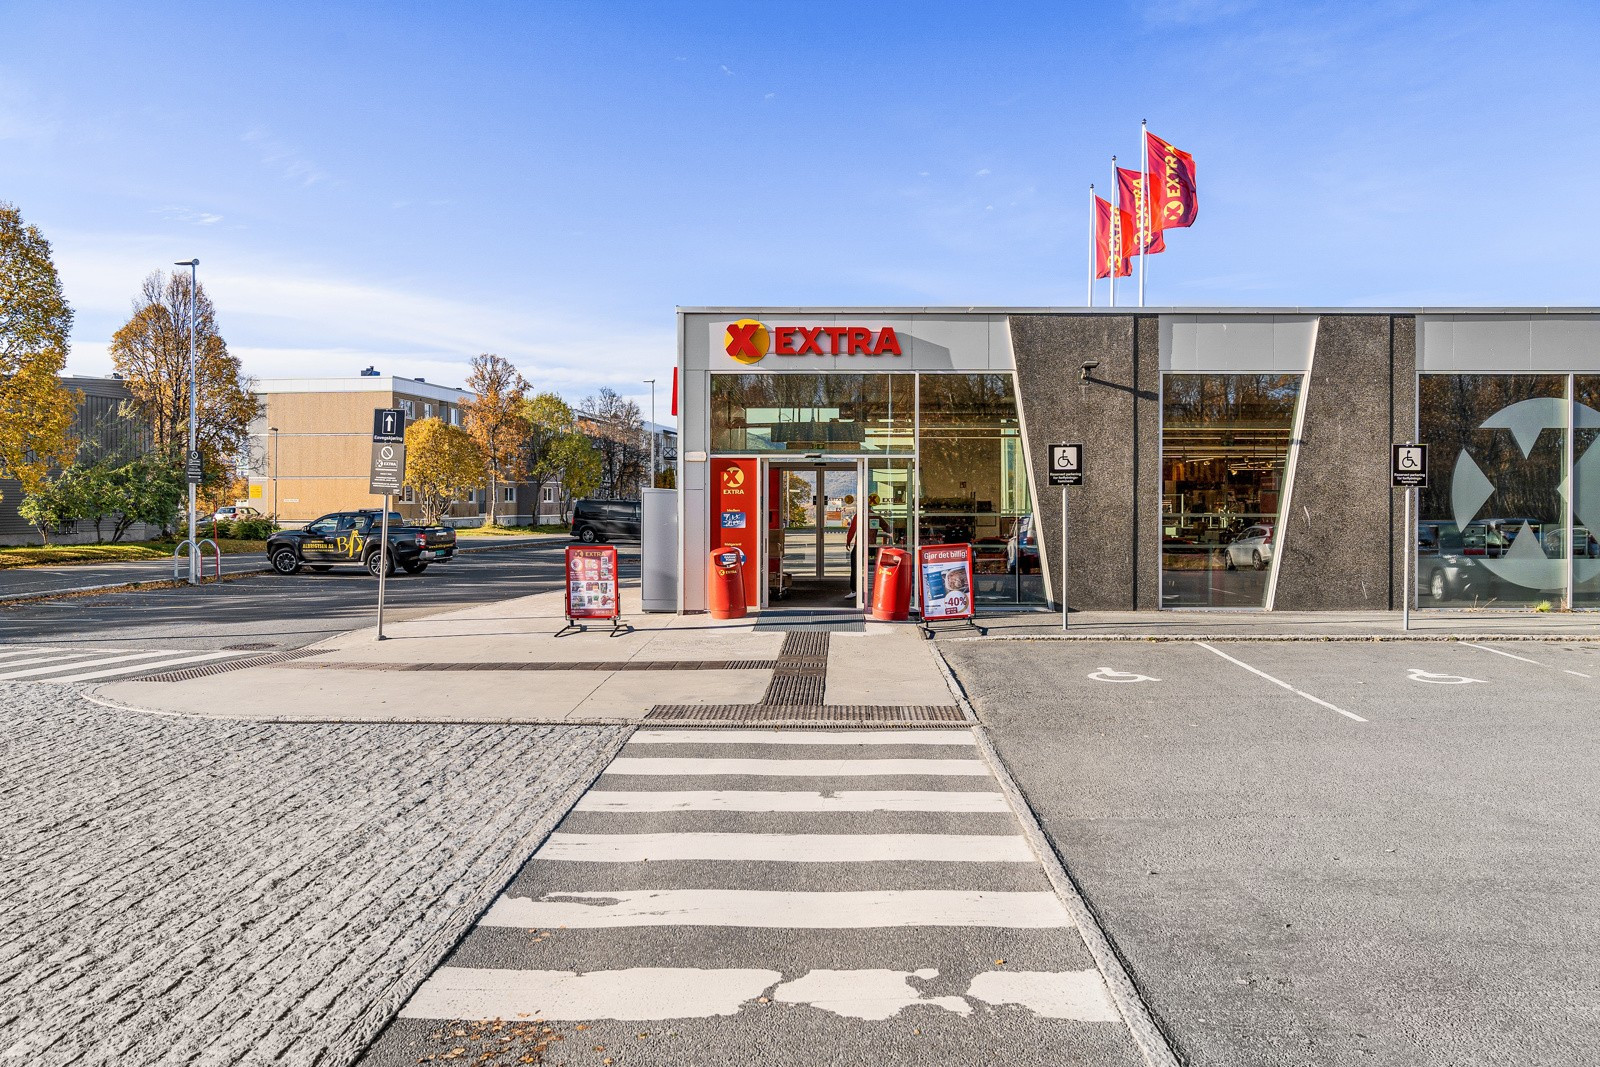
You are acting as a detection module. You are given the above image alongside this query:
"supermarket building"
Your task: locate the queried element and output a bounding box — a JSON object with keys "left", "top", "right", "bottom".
{"left": 675, "top": 307, "right": 1600, "bottom": 614}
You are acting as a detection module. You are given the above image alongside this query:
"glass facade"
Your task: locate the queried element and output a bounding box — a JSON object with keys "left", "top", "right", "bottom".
{"left": 710, "top": 373, "right": 913, "bottom": 453}
{"left": 1161, "top": 374, "right": 1302, "bottom": 608}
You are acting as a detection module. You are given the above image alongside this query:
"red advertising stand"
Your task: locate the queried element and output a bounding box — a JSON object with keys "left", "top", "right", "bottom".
{"left": 559, "top": 544, "right": 626, "bottom": 636}
{"left": 915, "top": 543, "right": 983, "bottom": 636}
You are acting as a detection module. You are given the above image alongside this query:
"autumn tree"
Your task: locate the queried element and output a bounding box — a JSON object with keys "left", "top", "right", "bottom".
{"left": 0, "top": 202, "right": 79, "bottom": 505}
{"left": 109, "top": 270, "right": 262, "bottom": 476}
{"left": 462, "top": 353, "right": 529, "bottom": 526}
{"left": 579, "top": 387, "right": 647, "bottom": 498}
{"left": 404, "top": 417, "right": 486, "bottom": 525}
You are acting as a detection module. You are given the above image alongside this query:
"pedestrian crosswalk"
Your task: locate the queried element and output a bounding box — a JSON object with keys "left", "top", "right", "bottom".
{"left": 0, "top": 644, "right": 257, "bottom": 684}
{"left": 365, "top": 726, "right": 1148, "bottom": 1066}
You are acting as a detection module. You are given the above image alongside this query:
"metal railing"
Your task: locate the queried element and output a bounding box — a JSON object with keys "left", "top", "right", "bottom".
{"left": 172, "top": 538, "right": 222, "bottom": 583}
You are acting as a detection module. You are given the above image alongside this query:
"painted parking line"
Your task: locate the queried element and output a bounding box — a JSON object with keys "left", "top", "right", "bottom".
{"left": 1196, "top": 643, "right": 1367, "bottom": 723}
{"left": 1464, "top": 642, "right": 1592, "bottom": 678}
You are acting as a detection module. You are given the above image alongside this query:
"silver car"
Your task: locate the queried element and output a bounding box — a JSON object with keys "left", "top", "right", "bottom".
{"left": 1222, "top": 525, "right": 1274, "bottom": 571}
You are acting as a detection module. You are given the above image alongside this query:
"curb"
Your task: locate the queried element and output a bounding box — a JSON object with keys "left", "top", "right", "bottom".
{"left": 954, "top": 632, "right": 1600, "bottom": 643}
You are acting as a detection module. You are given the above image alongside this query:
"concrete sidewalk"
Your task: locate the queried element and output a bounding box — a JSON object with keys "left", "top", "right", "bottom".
{"left": 945, "top": 608, "right": 1600, "bottom": 640}
{"left": 93, "top": 587, "right": 958, "bottom": 724}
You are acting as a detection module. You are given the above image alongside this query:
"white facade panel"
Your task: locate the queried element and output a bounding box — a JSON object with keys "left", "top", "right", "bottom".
{"left": 1160, "top": 315, "right": 1315, "bottom": 373}
{"left": 1419, "top": 314, "right": 1600, "bottom": 372}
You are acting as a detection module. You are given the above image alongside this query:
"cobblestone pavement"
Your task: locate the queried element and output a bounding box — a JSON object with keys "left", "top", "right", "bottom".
{"left": 0, "top": 682, "right": 627, "bottom": 1065}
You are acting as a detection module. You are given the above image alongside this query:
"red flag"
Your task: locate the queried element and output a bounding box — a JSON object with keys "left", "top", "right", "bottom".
{"left": 1094, "top": 196, "right": 1134, "bottom": 279}
{"left": 670, "top": 366, "right": 678, "bottom": 417}
{"left": 1146, "top": 130, "right": 1198, "bottom": 229}
{"left": 1116, "top": 167, "right": 1165, "bottom": 255}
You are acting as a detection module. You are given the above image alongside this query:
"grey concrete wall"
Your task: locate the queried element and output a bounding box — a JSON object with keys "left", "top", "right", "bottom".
{"left": 1011, "top": 314, "right": 1159, "bottom": 611}
{"left": 1274, "top": 315, "right": 1416, "bottom": 610}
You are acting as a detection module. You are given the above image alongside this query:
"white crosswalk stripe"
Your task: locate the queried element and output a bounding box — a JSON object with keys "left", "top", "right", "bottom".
{"left": 0, "top": 644, "right": 254, "bottom": 684}
{"left": 386, "top": 724, "right": 1141, "bottom": 1055}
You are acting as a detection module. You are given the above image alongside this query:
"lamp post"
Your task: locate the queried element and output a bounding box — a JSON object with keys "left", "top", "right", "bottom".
{"left": 175, "top": 259, "right": 199, "bottom": 584}
{"left": 269, "top": 426, "right": 280, "bottom": 522}
{"left": 643, "top": 378, "right": 656, "bottom": 491}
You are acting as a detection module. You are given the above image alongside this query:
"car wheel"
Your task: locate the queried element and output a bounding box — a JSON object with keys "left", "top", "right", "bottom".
{"left": 365, "top": 551, "right": 395, "bottom": 578}
{"left": 401, "top": 561, "right": 428, "bottom": 574}
{"left": 1223, "top": 551, "right": 1237, "bottom": 571}
{"left": 577, "top": 526, "right": 598, "bottom": 543}
{"left": 1430, "top": 570, "right": 1447, "bottom": 600}
{"left": 270, "top": 547, "right": 302, "bottom": 575}
{"left": 1251, "top": 550, "right": 1266, "bottom": 571}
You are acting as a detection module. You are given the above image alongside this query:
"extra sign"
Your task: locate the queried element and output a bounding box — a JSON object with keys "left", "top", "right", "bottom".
{"left": 369, "top": 442, "right": 406, "bottom": 495}
{"left": 1048, "top": 443, "right": 1084, "bottom": 486}
{"left": 1391, "top": 444, "right": 1428, "bottom": 488}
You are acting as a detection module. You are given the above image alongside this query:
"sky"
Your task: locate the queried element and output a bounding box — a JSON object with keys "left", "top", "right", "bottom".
{"left": 3, "top": 0, "right": 1597, "bottom": 415}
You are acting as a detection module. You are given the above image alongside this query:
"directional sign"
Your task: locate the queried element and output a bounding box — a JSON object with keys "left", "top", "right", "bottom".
{"left": 373, "top": 408, "right": 406, "bottom": 443}
{"left": 1392, "top": 443, "right": 1428, "bottom": 488}
{"left": 185, "top": 448, "right": 203, "bottom": 485}
{"left": 369, "top": 442, "right": 406, "bottom": 495}
{"left": 1048, "top": 443, "right": 1084, "bottom": 486}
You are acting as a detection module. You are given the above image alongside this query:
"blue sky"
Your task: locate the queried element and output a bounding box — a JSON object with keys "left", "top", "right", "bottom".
{"left": 2, "top": 0, "right": 1596, "bottom": 412}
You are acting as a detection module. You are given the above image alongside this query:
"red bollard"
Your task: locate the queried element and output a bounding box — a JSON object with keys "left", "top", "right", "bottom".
{"left": 708, "top": 548, "right": 747, "bottom": 620}
{"left": 870, "top": 547, "right": 913, "bottom": 621}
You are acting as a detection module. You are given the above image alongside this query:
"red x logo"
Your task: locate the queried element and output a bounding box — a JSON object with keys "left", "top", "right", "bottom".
{"left": 726, "top": 323, "right": 761, "bottom": 358}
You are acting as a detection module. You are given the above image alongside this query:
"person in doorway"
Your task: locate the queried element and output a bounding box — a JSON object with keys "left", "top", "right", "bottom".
{"left": 846, "top": 510, "right": 859, "bottom": 593}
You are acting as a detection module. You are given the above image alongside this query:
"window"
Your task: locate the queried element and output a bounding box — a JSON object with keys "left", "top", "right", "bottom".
{"left": 503, "top": 487, "right": 515, "bottom": 502}
{"left": 1161, "top": 374, "right": 1302, "bottom": 608}
{"left": 424, "top": 403, "right": 434, "bottom": 419}
{"left": 711, "top": 373, "right": 914, "bottom": 453}
{"left": 402, "top": 485, "right": 414, "bottom": 503}
{"left": 542, "top": 486, "right": 555, "bottom": 502}
{"left": 401, "top": 400, "right": 416, "bottom": 419}
{"left": 450, "top": 407, "right": 460, "bottom": 426}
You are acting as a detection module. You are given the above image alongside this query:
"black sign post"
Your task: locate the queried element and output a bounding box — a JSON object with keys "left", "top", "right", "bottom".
{"left": 371, "top": 408, "right": 406, "bottom": 640}
{"left": 1048, "top": 444, "right": 1084, "bottom": 631}
{"left": 1391, "top": 443, "right": 1428, "bottom": 631}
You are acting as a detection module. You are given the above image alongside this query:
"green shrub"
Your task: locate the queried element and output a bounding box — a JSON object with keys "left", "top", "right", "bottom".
{"left": 232, "top": 517, "right": 275, "bottom": 540}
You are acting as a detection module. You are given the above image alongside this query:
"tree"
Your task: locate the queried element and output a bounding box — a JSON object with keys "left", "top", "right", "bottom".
{"left": 520, "top": 391, "right": 576, "bottom": 511}
{"left": 404, "top": 417, "right": 486, "bottom": 525}
{"left": 579, "top": 387, "right": 646, "bottom": 498}
{"left": 462, "top": 353, "right": 529, "bottom": 526}
{"left": 547, "top": 433, "right": 601, "bottom": 514}
{"left": 0, "top": 202, "right": 79, "bottom": 505}
{"left": 110, "top": 455, "right": 185, "bottom": 540}
{"left": 109, "top": 270, "right": 262, "bottom": 478}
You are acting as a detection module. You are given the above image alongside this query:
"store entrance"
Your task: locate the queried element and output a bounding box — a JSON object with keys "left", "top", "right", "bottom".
{"left": 766, "top": 463, "right": 860, "bottom": 609}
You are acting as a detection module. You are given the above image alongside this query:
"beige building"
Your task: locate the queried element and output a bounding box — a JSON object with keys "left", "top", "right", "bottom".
{"left": 247, "top": 375, "right": 569, "bottom": 526}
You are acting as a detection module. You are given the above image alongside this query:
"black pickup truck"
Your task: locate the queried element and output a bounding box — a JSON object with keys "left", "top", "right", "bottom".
{"left": 266, "top": 510, "right": 457, "bottom": 577}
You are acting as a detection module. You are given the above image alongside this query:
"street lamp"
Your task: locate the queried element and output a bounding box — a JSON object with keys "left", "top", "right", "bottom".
{"left": 643, "top": 378, "right": 656, "bottom": 491}
{"left": 269, "top": 426, "right": 280, "bottom": 522}
{"left": 175, "top": 259, "right": 199, "bottom": 584}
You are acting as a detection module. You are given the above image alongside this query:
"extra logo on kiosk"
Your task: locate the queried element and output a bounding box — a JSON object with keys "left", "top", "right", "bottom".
{"left": 724, "top": 318, "right": 903, "bottom": 365}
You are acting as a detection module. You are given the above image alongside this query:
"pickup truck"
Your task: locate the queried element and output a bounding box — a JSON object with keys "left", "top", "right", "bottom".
{"left": 266, "top": 510, "right": 457, "bottom": 577}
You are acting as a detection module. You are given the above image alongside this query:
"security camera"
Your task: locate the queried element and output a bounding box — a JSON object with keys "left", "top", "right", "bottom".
{"left": 1080, "top": 360, "right": 1100, "bottom": 380}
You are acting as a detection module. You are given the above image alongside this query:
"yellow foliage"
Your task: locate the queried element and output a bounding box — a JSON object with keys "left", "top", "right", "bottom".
{"left": 0, "top": 202, "right": 78, "bottom": 500}
{"left": 404, "top": 417, "right": 486, "bottom": 524}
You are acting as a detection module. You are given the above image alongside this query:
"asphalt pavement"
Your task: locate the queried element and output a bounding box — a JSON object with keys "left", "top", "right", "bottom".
{"left": 942, "top": 638, "right": 1600, "bottom": 1067}
{"left": 0, "top": 552, "right": 269, "bottom": 600}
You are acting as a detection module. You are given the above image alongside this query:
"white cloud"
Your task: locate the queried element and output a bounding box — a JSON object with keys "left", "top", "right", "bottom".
{"left": 241, "top": 128, "right": 331, "bottom": 187}
{"left": 1136, "top": 0, "right": 1259, "bottom": 25}
{"left": 156, "top": 207, "right": 224, "bottom": 226}
{"left": 975, "top": 168, "right": 991, "bottom": 177}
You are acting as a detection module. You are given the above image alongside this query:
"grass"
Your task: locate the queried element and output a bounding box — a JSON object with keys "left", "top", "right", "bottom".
{"left": 454, "top": 523, "right": 568, "bottom": 537}
{"left": 0, "top": 538, "right": 268, "bottom": 570}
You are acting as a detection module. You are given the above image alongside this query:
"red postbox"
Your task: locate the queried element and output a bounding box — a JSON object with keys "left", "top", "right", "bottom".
{"left": 870, "top": 547, "right": 913, "bottom": 621}
{"left": 708, "top": 547, "right": 748, "bottom": 620}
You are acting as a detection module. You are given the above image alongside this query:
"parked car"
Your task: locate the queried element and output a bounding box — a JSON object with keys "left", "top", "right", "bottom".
{"left": 1418, "top": 523, "right": 1482, "bottom": 600}
{"left": 199, "top": 505, "right": 263, "bottom": 530}
{"left": 1538, "top": 525, "right": 1600, "bottom": 559}
{"left": 570, "top": 499, "right": 641, "bottom": 543}
{"left": 1221, "top": 524, "right": 1274, "bottom": 571}
{"left": 266, "top": 510, "right": 456, "bottom": 577}
{"left": 1461, "top": 517, "right": 1540, "bottom": 558}
{"left": 1005, "top": 515, "right": 1041, "bottom": 574}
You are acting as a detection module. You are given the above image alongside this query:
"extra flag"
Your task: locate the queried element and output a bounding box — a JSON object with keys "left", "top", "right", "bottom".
{"left": 1094, "top": 196, "right": 1134, "bottom": 279}
{"left": 1146, "top": 130, "right": 1198, "bottom": 229}
{"left": 1116, "top": 167, "right": 1165, "bottom": 255}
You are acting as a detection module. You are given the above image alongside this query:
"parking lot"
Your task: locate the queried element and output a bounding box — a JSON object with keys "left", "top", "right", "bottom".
{"left": 943, "top": 638, "right": 1600, "bottom": 1067}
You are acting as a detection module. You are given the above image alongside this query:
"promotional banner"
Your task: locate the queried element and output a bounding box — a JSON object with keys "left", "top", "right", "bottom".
{"left": 1146, "top": 130, "right": 1198, "bottom": 229}
{"left": 565, "top": 544, "right": 619, "bottom": 620}
{"left": 711, "top": 457, "right": 760, "bottom": 607}
{"left": 917, "top": 543, "right": 975, "bottom": 621}
{"left": 1115, "top": 166, "right": 1165, "bottom": 254}
{"left": 1094, "top": 196, "right": 1134, "bottom": 279}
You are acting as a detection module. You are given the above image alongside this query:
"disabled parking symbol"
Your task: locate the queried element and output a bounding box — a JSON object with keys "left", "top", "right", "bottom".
{"left": 1088, "top": 667, "right": 1159, "bottom": 683}
{"left": 1406, "top": 668, "right": 1487, "bottom": 685}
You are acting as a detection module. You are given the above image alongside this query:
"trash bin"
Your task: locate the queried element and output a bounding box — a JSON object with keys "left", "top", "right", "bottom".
{"left": 870, "top": 547, "right": 912, "bottom": 621}
{"left": 708, "top": 547, "right": 747, "bottom": 620}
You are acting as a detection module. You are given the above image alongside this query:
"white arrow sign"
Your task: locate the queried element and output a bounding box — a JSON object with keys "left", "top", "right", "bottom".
{"left": 1406, "top": 668, "right": 1486, "bottom": 685}
{"left": 1088, "top": 667, "right": 1160, "bottom": 683}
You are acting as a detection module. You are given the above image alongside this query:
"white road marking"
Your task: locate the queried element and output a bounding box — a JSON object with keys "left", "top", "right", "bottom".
{"left": 1197, "top": 643, "right": 1367, "bottom": 723}
{"left": 0, "top": 647, "right": 62, "bottom": 661}
{"left": 0, "top": 650, "right": 172, "bottom": 680}
{"left": 43, "top": 650, "right": 245, "bottom": 683}
{"left": 574, "top": 790, "right": 1010, "bottom": 813}
{"left": 1464, "top": 643, "right": 1540, "bottom": 665}
{"left": 537, "top": 832, "right": 1034, "bottom": 863}
{"left": 772, "top": 968, "right": 970, "bottom": 1020}
{"left": 1087, "top": 668, "right": 1159, "bottom": 683}
{"left": 628, "top": 728, "right": 975, "bottom": 746}
{"left": 399, "top": 966, "right": 782, "bottom": 1021}
{"left": 604, "top": 757, "right": 991, "bottom": 777}
{"left": 1564, "top": 669, "right": 1591, "bottom": 678}
{"left": 967, "top": 970, "right": 1122, "bottom": 1021}
{"left": 1406, "top": 668, "right": 1486, "bottom": 685}
{"left": 481, "top": 889, "right": 1074, "bottom": 929}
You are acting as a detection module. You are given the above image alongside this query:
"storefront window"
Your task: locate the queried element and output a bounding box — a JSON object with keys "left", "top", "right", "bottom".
{"left": 1416, "top": 375, "right": 1566, "bottom": 608}
{"left": 1161, "top": 374, "right": 1301, "bottom": 608}
{"left": 1573, "top": 378, "right": 1600, "bottom": 608}
{"left": 711, "top": 373, "right": 913, "bottom": 453}
{"left": 916, "top": 374, "right": 1041, "bottom": 605}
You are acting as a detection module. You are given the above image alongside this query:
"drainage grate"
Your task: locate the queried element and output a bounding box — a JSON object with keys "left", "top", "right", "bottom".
{"left": 761, "top": 632, "right": 829, "bottom": 705}
{"left": 646, "top": 704, "right": 966, "bottom": 723}
{"left": 780, "top": 631, "right": 830, "bottom": 659}
{"left": 287, "top": 659, "right": 776, "bottom": 672}
{"left": 140, "top": 648, "right": 326, "bottom": 682}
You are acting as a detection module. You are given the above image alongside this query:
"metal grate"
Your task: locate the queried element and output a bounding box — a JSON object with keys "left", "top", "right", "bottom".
{"left": 780, "top": 631, "right": 830, "bottom": 659}
{"left": 646, "top": 704, "right": 966, "bottom": 723}
{"left": 140, "top": 648, "right": 327, "bottom": 682}
{"left": 287, "top": 659, "right": 776, "bottom": 672}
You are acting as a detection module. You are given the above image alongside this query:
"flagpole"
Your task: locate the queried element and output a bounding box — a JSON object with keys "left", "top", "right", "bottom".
{"left": 1087, "top": 184, "right": 1095, "bottom": 307}
{"left": 1109, "top": 156, "right": 1117, "bottom": 307}
{"left": 1139, "top": 119, "right": 1148, "bottom": 307}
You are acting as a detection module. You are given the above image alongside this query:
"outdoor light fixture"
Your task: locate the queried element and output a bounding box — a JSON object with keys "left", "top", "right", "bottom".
{"left": 1080, "top": 360, "right": 1100, "bottom": 381}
